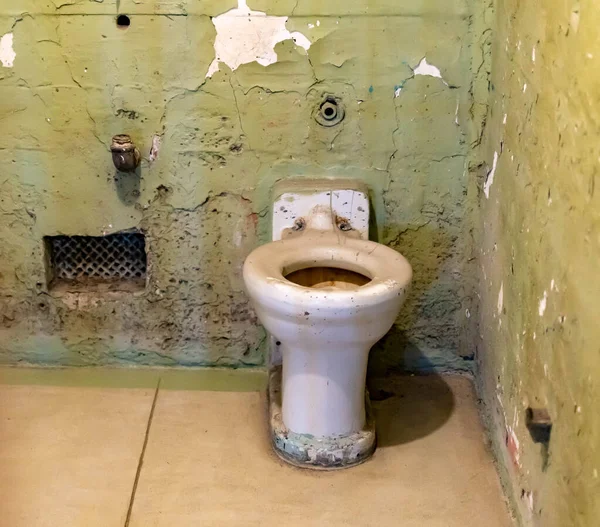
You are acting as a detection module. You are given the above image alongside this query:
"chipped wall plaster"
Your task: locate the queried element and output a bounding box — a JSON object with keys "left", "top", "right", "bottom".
{"left": 413, "top": 57, "right": 446, "bottom": 81}
{"left": 206, "top": 0, "right": 311, "bottom": 78}
{"left": 0, "top": 1, "right": 486, "bottom": 372}
{"left": 484, "top": 150, "right": 498, "bottom": 198}
{"left": 0, "top": 32, "right": 15, "bottom": 67}
{"left": 149, "top": 134, "right": 161, "bottom": 163}
{"left": 394, "top": 56, "right": 449, "bottom": 97}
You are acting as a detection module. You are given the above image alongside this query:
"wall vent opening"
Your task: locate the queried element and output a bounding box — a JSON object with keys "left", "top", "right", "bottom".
{"left": 45, "top": 232, "right": 147, "bottom": 293}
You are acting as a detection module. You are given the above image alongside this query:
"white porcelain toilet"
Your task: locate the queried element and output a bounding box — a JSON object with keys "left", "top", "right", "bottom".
{"left": 243, "top": 179, "right": 412, "bottom": 468}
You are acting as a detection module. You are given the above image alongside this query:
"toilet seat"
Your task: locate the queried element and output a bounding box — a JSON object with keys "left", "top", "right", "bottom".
{"left": 243, "top": 230, "right": 412, "bottom": 316}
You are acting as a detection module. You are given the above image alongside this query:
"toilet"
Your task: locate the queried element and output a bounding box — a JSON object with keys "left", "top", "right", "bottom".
{"left": 243, "top": 179, "right": 412, "bottom": 469}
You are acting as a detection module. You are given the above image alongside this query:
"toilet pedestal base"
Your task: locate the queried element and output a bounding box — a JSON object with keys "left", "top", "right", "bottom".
{"left": 268, "top": 367, "right": 376, "bottom": 470}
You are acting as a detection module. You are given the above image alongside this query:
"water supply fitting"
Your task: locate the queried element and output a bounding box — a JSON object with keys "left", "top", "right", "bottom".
{"left": 111, "top": 134, "right": 141, "bottom": 172}
{"left": 314, "top": 96, "right": 345, "bottom": 127}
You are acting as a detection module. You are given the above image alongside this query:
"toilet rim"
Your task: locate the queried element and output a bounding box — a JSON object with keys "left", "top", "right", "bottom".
{"left": 243, "top": 232, "right": 412, "bottom": 307}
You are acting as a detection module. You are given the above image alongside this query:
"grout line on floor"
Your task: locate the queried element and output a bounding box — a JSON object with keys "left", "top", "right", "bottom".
{"left": 124, "top": 377, "right": 161, "bottom": 527}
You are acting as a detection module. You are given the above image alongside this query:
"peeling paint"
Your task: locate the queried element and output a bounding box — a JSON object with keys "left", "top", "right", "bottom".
{"left": 498, "top": 282, "right": 504, "bottom": 314}
{"left": 0, "top": 32, "right": 15, "bottom": 68}
{"left": 206, "top": 0, "right": 311, "bottom": 78}
{"left": 413, "top": 57, "right": 447, "bottom": 84}
{"left": 476, "top": 0, "right": 600, "bottom": 510}
{"left": 149, "top": 135, "right": 161, "bottom": 163}
{"left": 484, "top": 151, "right": 499, "bottom": 198}
{"left": 538, "top": 290, "right": 547, "bottom": 316}
{"left": 0, "top": 0, "right": 479, "bottom": 377}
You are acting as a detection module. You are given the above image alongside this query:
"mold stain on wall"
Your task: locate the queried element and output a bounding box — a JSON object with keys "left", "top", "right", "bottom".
{"left": 477, "top": 0, "right": 600, "bottom": 525}
{"left": 0, "top": 0, "right": 488, "bottom": 372}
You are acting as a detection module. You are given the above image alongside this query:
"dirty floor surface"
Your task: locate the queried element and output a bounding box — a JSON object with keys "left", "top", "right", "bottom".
{"left": 0, "top": 370, "right": 513, "bottom": 527}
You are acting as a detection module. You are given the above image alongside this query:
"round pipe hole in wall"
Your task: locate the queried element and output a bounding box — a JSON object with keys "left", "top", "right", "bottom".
{"left": 314, "top": 96, "right": 345, "bottom": 127}
{"left": 117, "top": 15, "right": 131, "bottom": 28}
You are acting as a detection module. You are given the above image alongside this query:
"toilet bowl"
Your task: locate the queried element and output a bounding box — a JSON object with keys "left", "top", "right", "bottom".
{"left": 243, "top": 179, "right": 412, "bottom": 468}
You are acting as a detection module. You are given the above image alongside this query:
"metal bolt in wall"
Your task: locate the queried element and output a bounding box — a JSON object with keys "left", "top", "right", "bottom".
{"left": 336, "top": 215, "right": 353, "bottom": 232}
{"left": 292, "top": 218, "right": 306, "bottom": 232}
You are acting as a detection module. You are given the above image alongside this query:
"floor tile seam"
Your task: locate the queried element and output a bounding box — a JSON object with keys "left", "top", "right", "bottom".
{"left": 124, "top": 378, "right": 161, "bottom": 527}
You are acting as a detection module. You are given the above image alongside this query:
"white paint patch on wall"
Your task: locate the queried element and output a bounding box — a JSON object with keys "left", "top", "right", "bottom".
{"left": 149, "top": 135, "right": 161, "bottom": 163}
{"left": 0, "top": 32, "right": 16, "bottom": 68}
{"left": 484, "top": 151, "right": 499, "bottom": 199}
{"left": 413, "top": 57, "right": 448, "bottom": 85}
{"left": 539, "top": 290, "right": 548, "bottom": 316}
{"left": 206, "top": 0, "right": 311, "bottom": 78}
{"left": 497, "top": 282, "right": 504, "bottom": 315}
{"left": 394, "top": 57, "right": 448, "bottom": 98}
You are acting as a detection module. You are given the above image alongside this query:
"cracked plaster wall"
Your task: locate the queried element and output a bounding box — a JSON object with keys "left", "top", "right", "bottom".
{"left": 1, "top": 0, "right": 488, "bottom": 371}
{"left": 477, "top": 0, "right": 600, "bottom": 525}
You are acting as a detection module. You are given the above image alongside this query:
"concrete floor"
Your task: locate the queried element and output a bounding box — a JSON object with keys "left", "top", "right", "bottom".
{"left": 0, "top": 370, "right": 513, "bottom": 527}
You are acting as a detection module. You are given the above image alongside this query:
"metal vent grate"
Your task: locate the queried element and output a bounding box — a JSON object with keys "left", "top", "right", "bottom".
{"left": 46, "top": 233, "right": 147, "bottom": 281}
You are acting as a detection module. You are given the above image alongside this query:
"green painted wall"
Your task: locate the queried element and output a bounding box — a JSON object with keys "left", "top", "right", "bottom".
{"left": 478, "top": 0, "right": 600, "bottom": 525}
{"left": 0, "top": 0, "right": 485, "bottom": 371}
